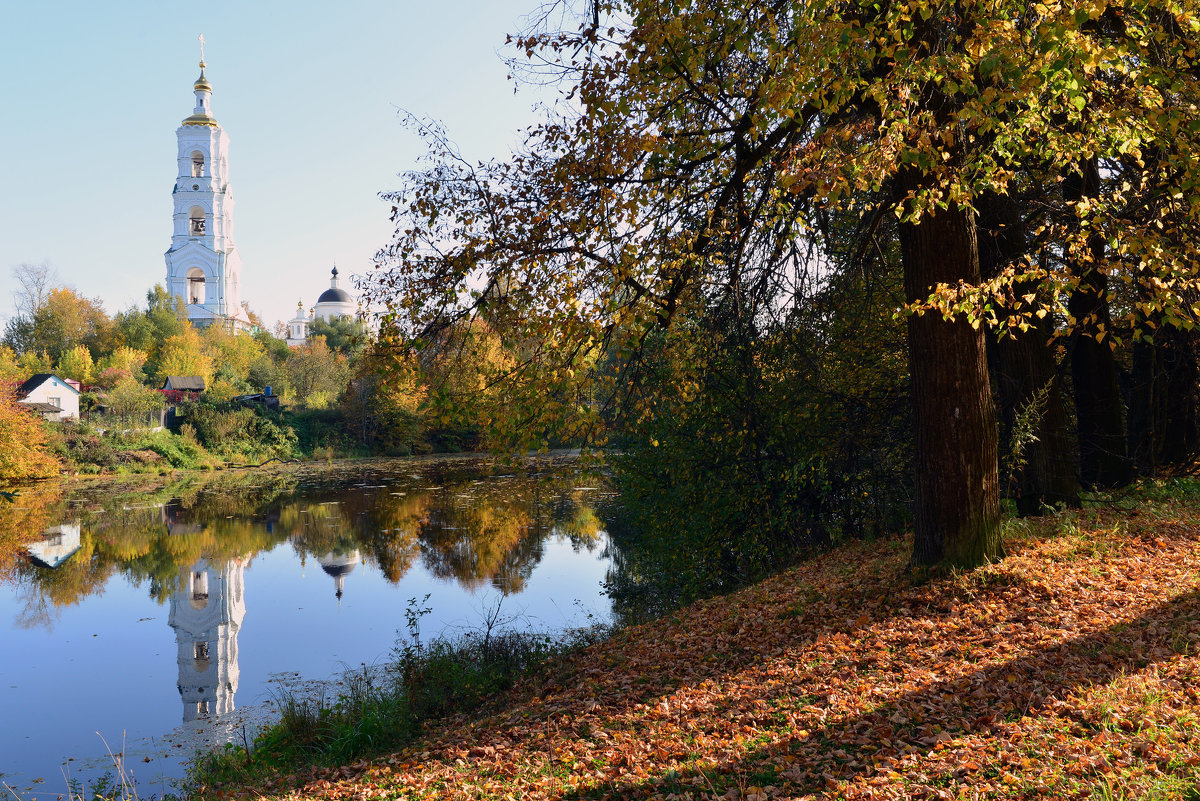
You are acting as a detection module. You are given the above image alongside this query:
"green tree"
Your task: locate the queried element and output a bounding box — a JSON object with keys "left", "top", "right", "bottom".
{"left": 114, "top": 286, "right": 187, "bottom": 367}
{"left": 6, "top": 287, "right": 112, "bottom": 362}
{"left": 96, "top": 347, "right": 149, "bottom": 386}
{"left": 0, "top": 347, "right": 23, "bottom": 383}
{"left": 343, "top": 336, "right": 428, "bottom": 453}
{"left": 285, "top": 336, "right": 350, "bottom": 408}
{"left": 370, "top": 0, "right": 1200, "bottom": 570}
{"left": 155, "top": 325, "right": 213, "bottom": 385}
{"left": 107, "top": 377, "right": 164, "bottom": 418}
{"left": 202, "top": 324, "right": 264, "bottom": 381}
{"left": 308, "top": 315, "right": 369, "bottom": 358}
{"left": 55, "top": 344, "right": 95, "bottom": 385}
{"left": 16, "top": 351, "right": 51, "bottom": 376}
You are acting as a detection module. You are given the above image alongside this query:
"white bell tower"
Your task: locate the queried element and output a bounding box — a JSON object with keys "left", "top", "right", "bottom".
{"left": 164, "top": 37, "right": 250, "bottom": 331}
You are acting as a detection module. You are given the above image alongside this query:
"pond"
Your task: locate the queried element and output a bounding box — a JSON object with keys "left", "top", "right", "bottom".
{"left": 0, "top": 454, "right": 621, "bottom": 798}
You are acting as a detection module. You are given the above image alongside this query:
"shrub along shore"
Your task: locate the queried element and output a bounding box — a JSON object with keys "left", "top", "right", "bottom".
{"left": 39, "top": 399, "right": 487, "bottom": 478}
{"left": 186, "top": 479, "right": 1200, "bottom": 800}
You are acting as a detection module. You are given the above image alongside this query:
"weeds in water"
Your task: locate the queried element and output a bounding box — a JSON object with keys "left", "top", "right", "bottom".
{"left": 0, "top": 731, "right": 178, "bottom": 801}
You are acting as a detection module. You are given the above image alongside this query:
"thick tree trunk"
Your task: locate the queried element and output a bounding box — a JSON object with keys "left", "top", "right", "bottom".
{"left": 898, "top": 183, "right": 1002, "bottom": 568}
{"left": 1129, "top": 334, "right": 1161, "bottom": 472}
{"left": 1064, "top": 159, "right": 1133, "bottom": 489}
{"left": 976, "top": 194, "right": 1080, "bottom": 515}
{"left": 1130, "top": 322, "right": 1200, "bottom": 470}
{"left": 1160, "top": 326, "right": 1200, "bottom": 465}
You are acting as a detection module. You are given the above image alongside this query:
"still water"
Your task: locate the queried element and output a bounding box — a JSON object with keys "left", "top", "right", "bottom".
{"left": 0, "top": 455, "right": 618, "bottom": 797}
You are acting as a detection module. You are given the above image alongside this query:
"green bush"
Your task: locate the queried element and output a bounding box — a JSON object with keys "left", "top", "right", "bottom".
{"left": 174, "top": 400, "right": 297, "bottom": 461}
{"left": 54, "top": 426, "right": 120, "bottom": 470}
{"left": 119, "top": 429, "right": 212, "bottom": 470}
{"left": 286, "top": 407, "right": 363, "bottom": 457}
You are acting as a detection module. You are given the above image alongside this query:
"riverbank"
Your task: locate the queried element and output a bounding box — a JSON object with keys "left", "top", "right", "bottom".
{"left": 190, "top": 480, "right": 1200, "bottom": 800}
{"left": 0, "top": 452, "right": 608, "bottom": 798}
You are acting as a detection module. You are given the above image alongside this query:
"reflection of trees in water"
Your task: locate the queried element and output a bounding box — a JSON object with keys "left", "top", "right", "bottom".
{"left": 3, "top": 464, "right": 612, "bottom": 625}
{"left": 3, "top": 477, "right": 296, "bottom": 626}
{"left": 283, "top": 489, "right": 427, "bottom": 585}
{"left": 356, "top": 492, "right": 426, "bottom": 583}
{"left": 419, "top": 502, "right": 538, "bottom": 593}
{"left": 0, "top": 483, "right": 67, "bottom": 578}
{"left": 12, "top": 535, "right": 105, "bottom": 629}
{"left": 280, "top": 474, "right": 607, "bottom": 594}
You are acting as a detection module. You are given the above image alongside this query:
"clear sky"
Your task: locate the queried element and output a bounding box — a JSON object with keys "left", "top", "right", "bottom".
{"left": 0, "top": 0, "right": 554, "bottom": 332}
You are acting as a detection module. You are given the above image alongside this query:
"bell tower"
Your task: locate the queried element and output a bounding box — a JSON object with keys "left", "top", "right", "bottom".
{"left": 164, "top": 37, "right": 250, "bottom": 331}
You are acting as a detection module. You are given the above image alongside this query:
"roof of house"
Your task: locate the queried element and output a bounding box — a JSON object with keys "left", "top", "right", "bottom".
{"left": 16, "top": 373, "right": 81, "bottom": 399}
{"left": 163, "top": 376, "right": 206, "bottom": 391}
{"left": 19, "top": 401, "right": 63, "bottom": 413}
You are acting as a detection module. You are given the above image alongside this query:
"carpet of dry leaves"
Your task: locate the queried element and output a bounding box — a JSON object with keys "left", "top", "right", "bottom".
{"left": 218, "top": 502, "right": 1200, "bottom": 800}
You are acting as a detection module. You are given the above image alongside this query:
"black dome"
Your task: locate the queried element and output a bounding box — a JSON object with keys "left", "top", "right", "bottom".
{"left": 317, "top": 287, "right": 354, "bottom": 304}
{"left": 320, "top": 561, "right": 357, "bottom": 578}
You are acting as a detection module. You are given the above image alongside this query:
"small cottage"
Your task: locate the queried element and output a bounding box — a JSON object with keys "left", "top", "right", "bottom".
{"left": 162, "top": 376, "right": 207, "bottom": 393}
{"left": 16, "top": 373, "right": 81, "bottom": 421}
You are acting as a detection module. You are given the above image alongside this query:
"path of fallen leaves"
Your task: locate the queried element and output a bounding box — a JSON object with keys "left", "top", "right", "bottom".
{"left": 219, "top": 504, "right": 1200, "bottom": 800}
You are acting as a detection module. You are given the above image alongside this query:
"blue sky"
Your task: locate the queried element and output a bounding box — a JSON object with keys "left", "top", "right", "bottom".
{"left": 0, "top": 0, "right": 557, "bottom": 331}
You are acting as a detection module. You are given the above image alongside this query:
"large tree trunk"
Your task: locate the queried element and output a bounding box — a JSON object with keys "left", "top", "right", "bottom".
{"left": 1129, "top": 331, "right": 1162, "bottom": 472}
{"left": 1160, "top": 326, "right": 1200, "bottom": 465}
{"left": 898, "top": 178, "right": 1002, "bottom": 568}
{"left": 1064, "top": 159, "right": 1133, "bottom": 489}
{"left": 1130, "top": 321, "right": 1200, "bottom": 471}
{"left": 976, "top": 194, "right": 1080, "bottom": 515}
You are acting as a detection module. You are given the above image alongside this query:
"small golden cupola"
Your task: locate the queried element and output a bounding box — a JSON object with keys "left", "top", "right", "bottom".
{"left": 193, "top": 62, "right": 212, "bottom": 93}
{"left": 182, "top": 36, "right": 217, "bottom": 126}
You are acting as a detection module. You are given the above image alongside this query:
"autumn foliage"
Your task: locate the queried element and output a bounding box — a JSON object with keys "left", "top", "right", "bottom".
{"left": 0, "top": 382, "right": 60, "bottom": 485}
{"left": 207, "top": 489, "right": 1200, "bottom": 800}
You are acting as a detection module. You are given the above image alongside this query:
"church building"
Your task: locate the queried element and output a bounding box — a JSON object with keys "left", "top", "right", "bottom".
{"left": 285, "top": 266, "right": 359, "bottom": 346}
{"left": 164, "top": 48, "right": 253, "bottom": 333}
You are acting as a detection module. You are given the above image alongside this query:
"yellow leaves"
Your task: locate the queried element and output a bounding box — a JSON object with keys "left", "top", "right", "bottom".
{"left": 0, "top": 383, "right": 61, "bottom": 484}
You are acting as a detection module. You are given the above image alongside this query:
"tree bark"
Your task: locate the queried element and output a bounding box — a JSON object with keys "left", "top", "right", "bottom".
{"left": 898, "top": 176, "right": 1002, "bottom": 568}
{"left": 1130, "top": 322, "right": 1200, "bottom": 471}
{"left": 1160, "top": 326, "right": 1200, "bottom": 465}
{"left": 1064, "top": 160, "right": 1133, "bottom": 489}
{"left": 976, "top": 194, "right": 1080, "bottom": 515}
{"left": 1129, "top": 332, "right": 1160, "bottom": 472}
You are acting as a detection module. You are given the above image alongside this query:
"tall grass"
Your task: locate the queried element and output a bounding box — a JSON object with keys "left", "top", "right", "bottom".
{"left": 185, "top": 619, "right": 605, "bottom": 793}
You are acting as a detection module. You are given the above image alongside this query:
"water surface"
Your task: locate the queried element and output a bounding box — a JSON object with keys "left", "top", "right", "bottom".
{"left": 0, "top": 455, "right": 617, "bottom": 797}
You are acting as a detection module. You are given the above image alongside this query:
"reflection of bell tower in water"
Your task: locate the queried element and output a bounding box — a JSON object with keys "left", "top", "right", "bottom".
{"left": 168, "top": 559, "right": 245, "bottom": 722}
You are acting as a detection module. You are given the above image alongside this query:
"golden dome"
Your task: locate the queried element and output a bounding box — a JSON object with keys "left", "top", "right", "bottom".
{"left": 194, "top": 61, "right": 212, "bottom": 92}
{"left": 182, "top": 113, "right": 218, "bottom": 127}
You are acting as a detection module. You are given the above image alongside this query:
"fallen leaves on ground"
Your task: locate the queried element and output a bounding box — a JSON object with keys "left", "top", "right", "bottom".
{"left": 210, "top": 503, "right": 1200, "bottom": 800}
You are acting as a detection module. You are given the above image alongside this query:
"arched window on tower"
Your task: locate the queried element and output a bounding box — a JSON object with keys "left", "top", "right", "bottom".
{"left": 191, "top": 151, "right": 205, "bottom": 177}
{"left": 193, "top": 641, "right": 211, "bottom": 673}
{"left": 187, "top": 269, "right": 207, "bottom": 306}
{"left": 189, "top": 206, "right": 206, "bottom": 236}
